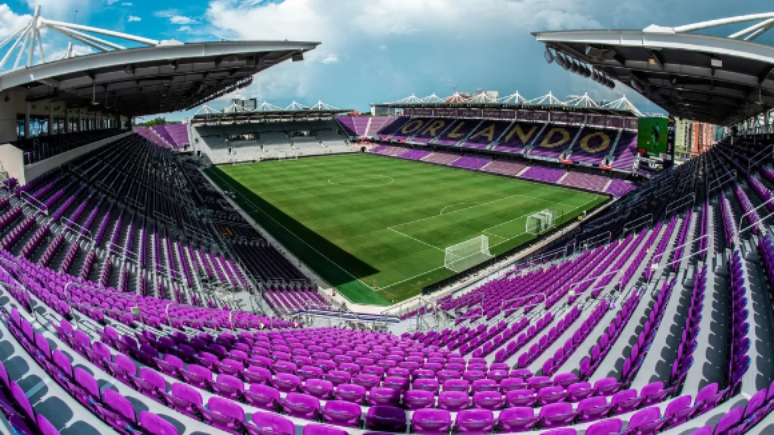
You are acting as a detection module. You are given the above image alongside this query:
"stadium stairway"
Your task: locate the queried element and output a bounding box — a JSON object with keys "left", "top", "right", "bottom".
{"left": 587, "top": 222, "right": 675, "bottom": 382}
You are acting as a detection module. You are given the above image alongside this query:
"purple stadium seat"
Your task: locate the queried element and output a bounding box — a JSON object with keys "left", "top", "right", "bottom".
{"left": 282, "top": 393, "right": 321, "bottom": 420}
{"left": 201, "top": 396, "right": 245, "bottom": 434}
{"left": 139, "top": 411, "right": 179, "bottom": 435}
{"left": 439, "top": 391, "right": 470, "bottom": 411}
{"left": 577, "top": 397, "right": 610, "bottom": 423}
{"left": 586, "top": 418, "right": 623, "bottom": 435}
{"left": 368, "top": 387, "right": 401, "bottom": 407}
{"left": 412, "top": 409, "right": 452, "bottom": 435}
{"left": 498, "top": 407, "right": 537, "bottom": 432}
{"left": 322, "top": 400, "right": 362, "bottom": 427}
{"left": 539, "top": 403, "right": 577, "bottom": 428}
{"left": 506, "top": 389, "right": 537, "bottom": 407}
{"left": 455, "top": 409, "right": 495, "bottom": 434}
{"left": 163, "top": 383, "right": 202, "bottom": 419}
{"left": 244, "top": 384, "right": 281, "bottom": 411}
{"left": 473, "top": 391, "right": 504, "bottom": 410}
{"left": 625, "top": 407, "right": 663, "bottom": 435}
{"left": 37, "top": 415, "right": 61, "bottom": 435}
{"left": 405, "top": 389, "right": 436, "bottom": 410}
{"left": 365, "top": 406, "right": 407, "bottom": 432}
{"left": 246, "top": 412, "right": 294, "bottom": 435}
{"left": 273, "top": 373, "right": 302, "bottom": 393}
{"left": 302, "top": 425, "right": 348, "bottom": 435}
{"left": 98, "top": 388, "right": 139, "bottom": 434}
{"left": 335, "top": 383, "right": 367, "bottom": 404}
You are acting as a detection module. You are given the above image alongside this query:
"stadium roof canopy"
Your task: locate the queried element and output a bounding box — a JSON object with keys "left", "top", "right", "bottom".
{"left": 190, "top": 109, "right": 351, "bottom": 126}
{"left": 373, "top": 92, "right": 644, "bottom": 117}
{"left": 533, "top": 13, "right": 774, "bottom": 126}
{"left": 0, "top": 6, "right": 318, "bottom": 117}
{"left": 190, "top": 100, "right": 351, "bottom": 125}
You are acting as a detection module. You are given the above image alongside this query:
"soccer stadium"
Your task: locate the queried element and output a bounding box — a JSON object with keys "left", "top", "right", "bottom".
{"left": 0, "top": 3, "right": 772, "bottom": 435}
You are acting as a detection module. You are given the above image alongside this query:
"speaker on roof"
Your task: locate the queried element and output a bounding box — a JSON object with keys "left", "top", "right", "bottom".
{"left": 544, "top": 48, "right": 554, "bottom": 64}
{"left": 292, "top": 53, "right": 304, "bottom": 62}
{"left": 557, "top": 53, "right": 570, "bottom": 70}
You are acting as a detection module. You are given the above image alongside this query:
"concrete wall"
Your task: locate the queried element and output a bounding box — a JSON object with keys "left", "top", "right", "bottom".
{"left": 23, "top": 132, "right": 132, "bottom": 184}
{"left": 0, "top": 144, "right": 24, "bottom": 183}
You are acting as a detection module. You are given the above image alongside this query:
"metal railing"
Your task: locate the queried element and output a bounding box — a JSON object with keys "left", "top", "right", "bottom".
{"left": 579, "top": 231, "right": 612, "bottom": 252}
{"left": 747, "top": 145, "right": 772, "bottom": 173}
{"left": 623, "top": 214, "right": 653, "bottom": 237}
{"left": 739, "top": 198, "right": 774, "bottom": 237}
{"left": 708, "top": 171, "right": 736, "bottom": 194}
{"left": 663, "top": 244, "right": 712, "bottom": 269}
{"left": 20, "top": 191, "right": 48, "bottom": 216}
{"left": 666, "top": 193, "right": 696, "bottom": 217}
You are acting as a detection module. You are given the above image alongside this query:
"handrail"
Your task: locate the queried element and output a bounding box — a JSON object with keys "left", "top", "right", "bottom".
{"left": 20, "top": 191, "right": 48, "bottom": 216}
{"left": 708, "top": 171, "right": 736, "bottom": 194}
{"left": 739, "top": 205, "right": 774, "bottom": 237}
{"left": 61, "top": 216, "right": 94, "bottom": 243}
{"left": 666, "top": 193, "right": 696, "bottom": 217}
{"left": 747, "top": 144, "right": 772, "bottom": 173}
{"left": 663, "top": 244, "right": 712, "bottom": 269}
{"left": 380, "top": 296, "right": 434, "bottom": 317}
{"left": 664, "top": 232, "right": 710, "bottom": 260}
{"left": 737, "top": 196, "right": 774, "bottom": 236}
{"left": 579, "top": 231, "right": 612, "bottom": 252}
{"left": 623, "top": 214, "right": 653, "bottom": 237}
{"left": 293, "top": 308, "right": 401, "bottom": 324}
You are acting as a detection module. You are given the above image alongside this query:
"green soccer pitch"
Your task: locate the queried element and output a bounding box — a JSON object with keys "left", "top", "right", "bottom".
{"left": 204, "top": 153, "right": 608, "bottom": 306}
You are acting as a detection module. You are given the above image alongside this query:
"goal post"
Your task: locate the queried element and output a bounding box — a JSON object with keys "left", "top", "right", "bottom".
{"left": 526, "top": 209, "right": 557, "bottom": 235}
{"left": 444, "top": 235, "right": 493, "bottom": 273}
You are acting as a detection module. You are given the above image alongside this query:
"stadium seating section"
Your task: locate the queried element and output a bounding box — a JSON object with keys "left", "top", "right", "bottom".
{"left": 135, "top": 125, "right": 190, "bottom": 150}
{"left": 369, "top": 144, "right": 635, "bottom": 197}
{"left": 365, "top": 116, "right": 640, "bottom": 172}
{"left": 2, "top": 119, "right": 774, "bottom": 435}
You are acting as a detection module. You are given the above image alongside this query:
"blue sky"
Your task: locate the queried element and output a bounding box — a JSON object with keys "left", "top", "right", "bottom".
{"left": 0, "top": 0, "right": 772, "bottom": 121}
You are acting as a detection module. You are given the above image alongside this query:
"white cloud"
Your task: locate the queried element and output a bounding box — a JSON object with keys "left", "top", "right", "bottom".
{"left": 203, "top": 0, "right": 606, "bottom": 104}
{"left": 170, "top": 15, "right": 199, "bottom": 25}
{"left": 178, "top": 25, "right": 192, "bottom": 32}
{"left": 121, "top": 2, "right": 134, "bottom": 6}
{"left": 24, "top": 0, "right": 101, "bottom": 20}
{"left": 320, "top": 53, "right": 339, "bottom": 64}
{"left": 154, "top": 9, "right": 178, "bottom": 18}
{"left": 107, "top": 0, "right": 119, "bottom": 4}
{"left": 127, "top": 15, "right": 141, "bottom": 22}
{"left": 0, "top": 5, "right": 31, "bottom": 39}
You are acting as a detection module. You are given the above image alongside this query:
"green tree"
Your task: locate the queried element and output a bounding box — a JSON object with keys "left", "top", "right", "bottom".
{"left": 137, "top": 117, "right": 180, "bottom": 127}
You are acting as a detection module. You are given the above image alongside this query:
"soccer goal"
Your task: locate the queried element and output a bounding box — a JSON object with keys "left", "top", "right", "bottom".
{"left": 526, "top": 209, "right": 557, "bottom": 235}
{"left": 444, "top": 235, "right": 493, "bottom": 273}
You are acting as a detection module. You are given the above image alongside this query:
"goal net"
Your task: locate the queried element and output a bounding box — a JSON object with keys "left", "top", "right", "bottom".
{"left": 526, "top": 209, "right": 557, "bottom": 235}
{"left": 444, "top": 235, "right": 493, "bottom": 273}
